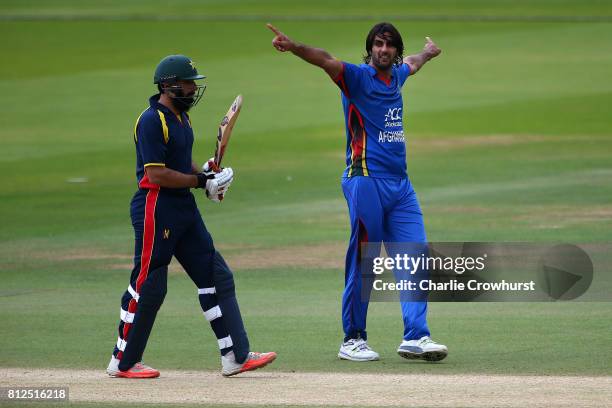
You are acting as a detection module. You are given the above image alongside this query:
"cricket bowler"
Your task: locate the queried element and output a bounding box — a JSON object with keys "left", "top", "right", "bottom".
{"left": 268, "top": 23, "right": 448, "bottom": 362}
{"left": 106, "top": 54, "right": 276, "bottom": 378}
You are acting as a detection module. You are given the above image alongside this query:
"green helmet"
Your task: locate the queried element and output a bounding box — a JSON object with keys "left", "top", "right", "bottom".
{"left": 153, "top": 54, "right": 205, "bottom": 84}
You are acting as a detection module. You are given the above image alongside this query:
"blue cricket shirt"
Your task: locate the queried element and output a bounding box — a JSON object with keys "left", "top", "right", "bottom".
{"left": 334, "top": 62, "right": 411, "bottom": 178}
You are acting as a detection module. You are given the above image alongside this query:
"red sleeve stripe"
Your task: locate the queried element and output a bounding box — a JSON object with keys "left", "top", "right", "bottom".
{"left": 335, "top": 63, "right": 350, "bottom": 98}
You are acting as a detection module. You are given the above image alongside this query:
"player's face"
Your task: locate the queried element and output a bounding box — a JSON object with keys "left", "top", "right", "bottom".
{"left": 177, "top": 80, "right": 197, "bottom": 97}
{"left": 167, "top": 79, "right": 206, "bottom": 112}
{"left": 370, "top": 33, "right": 397, "bottom": 70}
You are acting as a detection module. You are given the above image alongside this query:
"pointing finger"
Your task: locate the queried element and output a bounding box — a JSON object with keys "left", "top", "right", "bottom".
{"left": 267, "top": 23, "right": 282, "bottom": 36}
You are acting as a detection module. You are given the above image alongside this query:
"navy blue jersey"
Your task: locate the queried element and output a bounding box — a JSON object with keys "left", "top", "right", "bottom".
{"left": 334, "top": 62, "right": 411, "bottom": 178}
{"left": 133, "top": 94, "right": 194, "bottom": 193}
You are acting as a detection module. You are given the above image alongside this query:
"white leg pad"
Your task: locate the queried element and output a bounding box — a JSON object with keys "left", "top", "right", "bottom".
{"left": 127, "top": 285, "right": 139, "bottom": 301}
{"left": 218, "top": 335, "right": 233, "bottom": 349}
{"left": 120, "top": 308, "right": 135, "bottom": 323}
{"left": 116, "top": 337, "right": 127, "bottom": 351}
{"left": 198, "top": 287, "right": 216, "bottom": 295}
{"left": 204, "top": 305, "right": 222, "bottom": 321}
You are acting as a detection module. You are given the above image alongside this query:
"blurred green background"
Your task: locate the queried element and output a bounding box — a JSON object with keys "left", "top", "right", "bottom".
{"left": 1, "top": 0, "right": 611, "bottom": 379}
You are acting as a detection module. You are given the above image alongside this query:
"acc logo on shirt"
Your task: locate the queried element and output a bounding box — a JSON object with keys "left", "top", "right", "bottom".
{"left": 384, "top": 107, "right": 402, "bottom": 121}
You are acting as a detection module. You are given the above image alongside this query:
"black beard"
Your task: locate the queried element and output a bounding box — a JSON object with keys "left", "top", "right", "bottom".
{"left": 169, "top": 89, "right": 195, "bottom": 112}
{"left": 170, "top": 96, "right": 193, "bottom": 112}
{"left": 372, "top": 55, "right": 393, "bottom": 70}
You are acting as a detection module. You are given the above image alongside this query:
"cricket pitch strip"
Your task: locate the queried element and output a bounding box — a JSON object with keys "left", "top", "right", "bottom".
{"left": 2, "top": 368, "right": 611, "bottom": 407}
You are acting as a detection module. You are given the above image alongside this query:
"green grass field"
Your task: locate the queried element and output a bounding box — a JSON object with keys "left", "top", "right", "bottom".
{"left": 1, "top": 1, "right": 611, "bottom": 403}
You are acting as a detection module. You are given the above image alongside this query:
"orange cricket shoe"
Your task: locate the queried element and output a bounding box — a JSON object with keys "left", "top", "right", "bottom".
{"left": 221, "top": 351, "right": 277, "bottom": 377}
{"left": 112, "top": 362, "right": 160, "bottom": 379}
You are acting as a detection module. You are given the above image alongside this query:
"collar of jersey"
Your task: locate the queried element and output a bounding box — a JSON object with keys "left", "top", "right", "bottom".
{"left": 149, "top": 93, "right": 174, "bottom": 115}
{"left": 363, "top": 64, "right": 395, "bottom": 78}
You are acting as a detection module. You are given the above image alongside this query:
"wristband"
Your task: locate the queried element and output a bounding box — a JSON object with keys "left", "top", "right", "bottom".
{"left": 196, "top": 173, "right": 209, "bottom": 189}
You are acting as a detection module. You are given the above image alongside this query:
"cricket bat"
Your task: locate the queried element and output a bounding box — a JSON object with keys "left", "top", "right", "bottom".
{"left": 213, "top": 94, "right": 243, "bottom": 171}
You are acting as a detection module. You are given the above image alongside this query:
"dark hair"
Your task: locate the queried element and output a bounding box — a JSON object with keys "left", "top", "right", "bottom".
{"left": 363, "top": 22, "right": 404, "bottom": 65}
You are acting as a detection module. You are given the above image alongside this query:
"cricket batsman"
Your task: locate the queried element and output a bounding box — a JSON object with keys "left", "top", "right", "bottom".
{"left": 268, "top": 23, "right": 448, "bottom": 362}
{"left": 106, "top": 54, "right": 276, "bottom": 378}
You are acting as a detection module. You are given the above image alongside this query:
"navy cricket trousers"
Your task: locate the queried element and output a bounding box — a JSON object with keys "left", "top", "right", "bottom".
{"left": 112, "top": 189, "right": 249, "bottom": 369}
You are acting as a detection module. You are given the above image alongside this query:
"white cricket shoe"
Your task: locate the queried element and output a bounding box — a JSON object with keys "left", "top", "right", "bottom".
{"left": 338, "top": 338, "right": 380, "bottom": 361}
{"left": 221, "top": 350, "right": 277, "bottom": 377}
{"left": 106, "top": 355, "right": 120, "bottom": 376}
{"left": 397, "top": 336, "right": 448, "bottom": 361}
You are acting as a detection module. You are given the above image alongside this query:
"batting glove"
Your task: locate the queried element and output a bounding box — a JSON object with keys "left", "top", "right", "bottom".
{"left": 198, "top": 158, "right": 233, "bottom": 202}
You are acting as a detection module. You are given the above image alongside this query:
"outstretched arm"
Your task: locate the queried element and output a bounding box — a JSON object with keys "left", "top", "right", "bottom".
{"left": 267, "top": 23, "right": 343, "bottom": 79}
{"left": 403, "top": 37, "right": 442, "bottom": 75}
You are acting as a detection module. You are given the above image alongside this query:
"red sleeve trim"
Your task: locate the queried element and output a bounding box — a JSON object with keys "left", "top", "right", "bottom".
{"left": 334, "top": 62, "right": 345, "bottom": 82}
{"left": 334, "top": 63, "right": 350, "bottom": 98}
